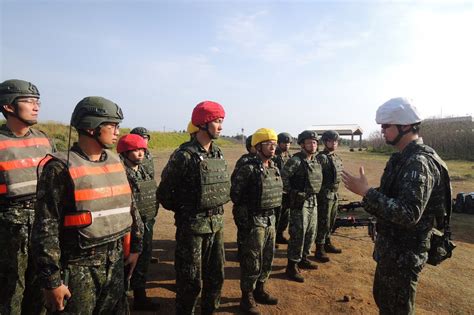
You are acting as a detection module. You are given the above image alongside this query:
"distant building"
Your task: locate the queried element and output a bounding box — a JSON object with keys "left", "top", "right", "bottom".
{"left": 307, "top": 124, "right": 363, "bottom": 151}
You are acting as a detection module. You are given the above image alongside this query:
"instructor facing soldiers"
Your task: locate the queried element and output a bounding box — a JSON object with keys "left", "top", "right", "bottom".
{"left": 315, "top": 130, "right": 343, "bottom": 263}
{"left": 231, "top": 128, "right": 281, "bottom": 315}
{"left": 342, "top": 97, "right": 452, "bottom": 314}
{"left": 0, "top": 79, "right": 54, "bottom": 315}
{"left": 157, "top": 101, "right": 230, "bottom": 315}
{"left": 32, "top": 96, "right": 143, "bottom": 313}
{"left": 282, "top": 130, "right": 322, "bottom": 282}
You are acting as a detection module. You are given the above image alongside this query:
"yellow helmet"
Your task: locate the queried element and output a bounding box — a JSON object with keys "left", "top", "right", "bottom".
{"left": 187, "top": 121, "right": 199, "bottom": 134}
{"left": 251, "top": 128, "right": 278, "bottom": 146}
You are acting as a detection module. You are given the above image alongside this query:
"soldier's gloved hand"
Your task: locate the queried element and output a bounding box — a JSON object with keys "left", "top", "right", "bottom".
{"left": 44, "top": 284, "right": 71, "bottom": 312}
{"left": 125, "top": 252, "right": 140, "bottom": 280}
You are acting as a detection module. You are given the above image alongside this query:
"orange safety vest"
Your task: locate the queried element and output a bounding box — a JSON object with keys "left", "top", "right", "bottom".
{"left": 0, "top": 129, "right": 53, "bottom": 198}
{"left": 53, "top": 150, "right": 133, "bottom": 249}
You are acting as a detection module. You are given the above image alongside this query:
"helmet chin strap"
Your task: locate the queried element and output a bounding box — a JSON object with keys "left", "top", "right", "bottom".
{"left": 386, "top": 125, "right": 411, "bottom": 146}
{"left": 257, "top": 147, "right": 273, "bottom": 160}
{"left": 80, "top": 127, "right": 113, "bottom": 149}
{"left": 12, "top": 106, "right": 36, "bottom": 126}
{"left": 199, "top": 123, "right": 218, "bottom": 140}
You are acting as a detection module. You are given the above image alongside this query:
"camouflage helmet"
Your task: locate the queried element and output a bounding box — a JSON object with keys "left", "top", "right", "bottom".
{"left": 131, "top": 127, "right": 150, "bottom": 139}
{"left": 0, "top": 79, "right": 40, "bottom": 106}
{"left": 297, "top": 130, "right": 318, "bottom": 145}
{"left": 321, "top": 130, "right": 340, "bottom": 142}
{"left": 71, "top": 96, "right": 123, "bottom": 130}
{"left": 277, "top": 132, "right": 292, "bottom": 144}
{"left": 245, "top": 135, "right": 253, "bottom": 152}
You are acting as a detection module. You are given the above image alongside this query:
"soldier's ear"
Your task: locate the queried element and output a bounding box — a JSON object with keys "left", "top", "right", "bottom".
{"left": 3, "top": 104, "right": 15, "bottom": 114}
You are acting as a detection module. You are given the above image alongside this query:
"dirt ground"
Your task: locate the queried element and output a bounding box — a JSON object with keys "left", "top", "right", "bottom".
{"left": 135, "top": 146, "right": 474, "bottom": 315}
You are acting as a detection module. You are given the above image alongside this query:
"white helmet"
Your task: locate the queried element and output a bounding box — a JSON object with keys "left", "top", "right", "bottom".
{"left": 376, "top": 97, "right": 422, "bottom": 125}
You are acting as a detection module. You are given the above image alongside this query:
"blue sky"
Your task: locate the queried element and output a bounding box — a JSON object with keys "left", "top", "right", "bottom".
{"left": 1, "top": 0, "right": 473, "bottom": 138}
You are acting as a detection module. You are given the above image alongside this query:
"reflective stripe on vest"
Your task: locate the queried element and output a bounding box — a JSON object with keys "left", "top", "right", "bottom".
{"left": 53, "top": 150, "right": 133, "bottom": 246}
{"left": 0, "top": 129, "right": 53, "bottom": 198}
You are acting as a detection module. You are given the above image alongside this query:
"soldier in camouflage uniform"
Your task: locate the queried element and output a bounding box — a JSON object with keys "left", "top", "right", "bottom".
{"left": 231, "top": 135, "right": 257, "bottom": 261}
{"left": 273, "top": 132, "right": 292, "bottom": 245}
{"left": 342, "top": 97, "right": 452, "bottom": 314}
{"left": 282, "top": 130, "right": 322, "bottom": 282}
{"left": 315, "top": 130, "right": 343, "bottom": 263}
{"left": 0, "top": 79, "right": 54, "bottom": 315}
{"left": 32, "top": 97, "right": 143, "bottom": 313}
{"left": 157, "top": 101, "right": 230, "bottom": 315}
{"left": 130, "top": 127, "right": 154, "bottom": 179}
{"left": 231, "top": 128, "right": 281, "bottom": 315}
{"left": 117, "top": 134, "right": 159, "bottom": 311}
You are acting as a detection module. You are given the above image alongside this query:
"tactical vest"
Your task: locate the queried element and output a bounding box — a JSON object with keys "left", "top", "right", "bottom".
{"left": 53, "top": 150, "right": 133, "bottom": 248}
{"left": 127, "top": 167, "right": 158, "bottom": 220}
{"left": 245, "top": 159, "right": 283, "bottom": 213}
{"left": 0, "top": 128, "right": 53, "bottom": 199}
{"left": 318, "top": 151, "right": 343, "bottom": 192}
{"left": 182, "top": 144, "right": 231, "bottom": 211}
{"left": 142, "top": 150, "right": 155, "bottom": 179}
{"left": 291, "top": 152, "right": 322, "bottom": 195}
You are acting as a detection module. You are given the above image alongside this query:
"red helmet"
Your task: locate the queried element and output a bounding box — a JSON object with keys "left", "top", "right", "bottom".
{"left": 191, "top": 100, "right": 225, "bottom": 126}
{"left": 117, "top": 134, "right": 147, "bottom": 154}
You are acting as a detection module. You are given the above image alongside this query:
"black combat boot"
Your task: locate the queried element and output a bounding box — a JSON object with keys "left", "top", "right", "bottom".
{"left": 276, "top": 233, "right": 289, "bottom": 244}
{"left": 298, "top": 258, "right": 318, "bottom": 270}
{"left": 133, "top": 289, "right": 160, "bottom": 311}
{"left": 253, "top": 281, "right": 278, "bottom": 305}
{"left": 325, "top": 239, "right": 342, "bottom": 254}
{"left": 285, "top": 261, "right": 304, "bottom": 283}
{"left": 240, "top": 291, "right": 260, "bottom": 315}
{"left": 315, "top": 245, "right": 330, "bottom": 263}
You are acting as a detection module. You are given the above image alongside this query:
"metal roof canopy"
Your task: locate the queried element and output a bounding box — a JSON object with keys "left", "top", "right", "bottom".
{"left": 307, "top": 124, "right": 364, "bottom": 151}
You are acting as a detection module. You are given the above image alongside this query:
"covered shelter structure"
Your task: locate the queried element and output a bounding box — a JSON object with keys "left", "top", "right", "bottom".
{"left": 307, "top": 124, "right": 364, "bottom": 151}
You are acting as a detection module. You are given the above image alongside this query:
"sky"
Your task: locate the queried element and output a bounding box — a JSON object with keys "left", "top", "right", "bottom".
{"left": 1, "top": 0, "right": 473, "bottom": 138}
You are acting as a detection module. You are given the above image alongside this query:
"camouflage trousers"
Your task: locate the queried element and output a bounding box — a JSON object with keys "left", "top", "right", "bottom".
{"left": 373, "top": 255, "right": 423, "bottom": 315}
{"left": 130, "top": 218, "right": 155, "bottom": 290}
{"left": 239, "top": 222, "right": 275, "bottom": 292}
{"left": 0, "top": 211, "right": 44, "bottom": 315}
{"left": 275, "top": 195, "right": 290, "bottom": 235}
{"left": 55, "top": 241, "right": 127, "bottom": 315}
{"left": 315, "top": 195, "right": 338, "bottom": 245}
{"left": 288, "top": 196, "right": 318, "bottom": 263}
{"left": 175, "top": 226, "right": 225, "bottom": 315}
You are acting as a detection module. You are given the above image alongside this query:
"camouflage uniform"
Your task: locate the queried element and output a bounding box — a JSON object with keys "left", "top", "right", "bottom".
{"left": 363, "top": 139, "right": 451, "bottom": 314}
{"left": 123, "top": 164, "right": 158, "bottom": 291}
{"left": 31, "top": 144, "right": 143, "bottom": 314}
{"left": 231, "top": 152, "right": 256, "bottom": 259}
{"left": 0, "top": 124, "right": 54, "bottom": 315}
{"left": 157, "top": 138, "right": 230, "bottom": 315}
{"left": 282, "top": 151, "right": 322, "bottom": 263}
{"left": 272, "top": 147, "right": 292, "bottom": 238}
{"left": 142, "top": 150, "right": 155, "bottom": 179}
{"left": 231, "top": 156, "right": 282, "bottom": 292}
{"left": 315, "top": 149, "right": 343, "bottom": 245}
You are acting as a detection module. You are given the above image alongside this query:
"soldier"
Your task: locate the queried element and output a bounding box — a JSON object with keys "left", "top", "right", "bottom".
{"left": 32, "top": 96, "right": 143, "bottom": 313}
{"left": 314, "top": 130, "right": 343, "bottom": 263}
{"left": 273, "top": 132, "right": 293, "bottom": 245}
{"left": 231, "top": 128, "right": 281, "bottom": 315}
{"left": 231, "top": 135, "right": 257, "bottom": 261}
{"left": 0, "top": 79, "right": 54, "bottom": 315}
{"left": 157, "top": 101, "right": 230, "bottom": 315}
{"left": 282, "top": 130, "right": 322, "bottom": 282}
{"left": 117, "top": 134, "right": 159, "bottom": 311}
{"left": 130, "top": 127, "right": 154, "bottom": 179}
{"left": 342, "top": 97, "right": 452, "bottom": 314}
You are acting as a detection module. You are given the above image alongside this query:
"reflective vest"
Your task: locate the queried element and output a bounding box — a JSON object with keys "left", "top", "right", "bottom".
{"left": 0, "top": 129, "right": 53, "bottom": 199}
{"left": 54, "top": 150, "right": 133, "bottom": 248}
{"left": 290, "top": 152, "right": 322, "bottom": 195}
{"left": 182, "top": 144, "right": 231, "bottom": 211}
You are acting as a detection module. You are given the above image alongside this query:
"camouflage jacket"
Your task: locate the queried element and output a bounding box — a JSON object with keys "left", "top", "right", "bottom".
{"left": 141, "top": 149, "right": 155, "bottom": 179}
{"left": 316, "top": 149, "right": 342, "bottom": 195}
{"left": 0, "top": 124, "right": 56, "bottom": 225}
{"left": 272, "top": 147, "right": 292, "bottom": 171}
{"left": 231, "top": 153, "right": 256, "bottom": 182}
{"left": 281, "top": 151, "right": 322, "bottom": 194}
{"left": 363, "top": 138, "right": 451, "bottom": 266}
{"left": 32, "top": 143, "right": 144, "bottom": 289}
{"left": 157, "top": 138, "right": 226, "bottom": 234}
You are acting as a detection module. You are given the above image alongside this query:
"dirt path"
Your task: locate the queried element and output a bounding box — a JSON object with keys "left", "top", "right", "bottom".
{"left": 135, "top": 146, "right": 474, "bottom": 315}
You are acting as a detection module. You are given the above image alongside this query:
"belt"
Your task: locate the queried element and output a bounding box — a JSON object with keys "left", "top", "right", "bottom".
{"left": 0, "top": 197, "right": 36, "bottom": 210}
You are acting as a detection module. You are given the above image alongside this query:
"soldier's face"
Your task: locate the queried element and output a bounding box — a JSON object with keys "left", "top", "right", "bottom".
{"left": 207, "top": 118, "right": 223, "bottom": 139}
{"left": 126, "top": 149, "right": 145, "bottom": 163}
{"left": 7, "top": 97, "right": 41, "bottom": 125}
{"left": 325, "top": 139, "right": 338, "bottom": 152}
{"left": 99, "top": 122, "right": 120, "bottom": 145}
{"left": 302, "top": 139, "right": 318, "bottom": 154}
{"left": 381, "top": 124, "right": 397, "bottom": 144}
{"left": 259, "top": 141, "right": 277, "bottom": 158}
{"left": 278, "top": 142, "right": 290, "bottom": 152}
